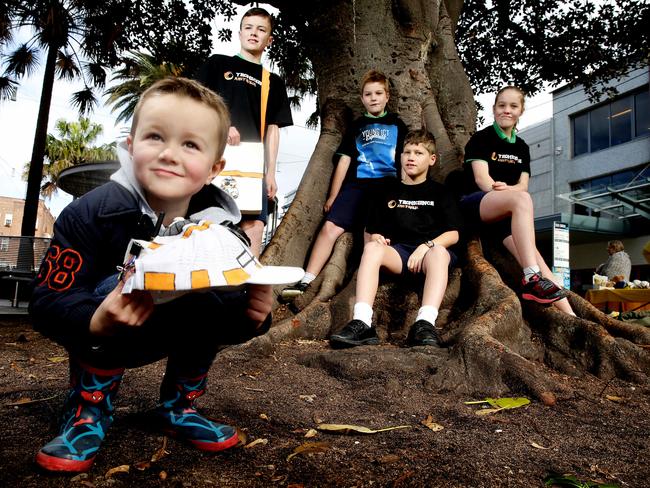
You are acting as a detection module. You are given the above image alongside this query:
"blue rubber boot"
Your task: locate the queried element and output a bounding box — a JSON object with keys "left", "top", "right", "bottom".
{"left": 36, "top": 361, "right": 124, "bottom": 473}
{"left": 154, "top": 362, "right": 238, "bottom": 452}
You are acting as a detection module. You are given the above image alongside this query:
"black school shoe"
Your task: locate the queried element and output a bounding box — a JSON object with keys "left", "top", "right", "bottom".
{"left": 407, "top": 320, "right": 441, "bottom": 347}
{"left": 329, "top": 320, "right": 380, "bottom": 348}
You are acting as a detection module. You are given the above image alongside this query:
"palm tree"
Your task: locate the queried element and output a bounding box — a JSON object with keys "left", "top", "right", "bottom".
{"left": 31, "top": 117, "right": 116, "bottom": 198}
{"left": 1, "top": 1, "right": 123, "bottom": 237}
{"left": 105, "top": 51, "right": 184, "bottom": 125}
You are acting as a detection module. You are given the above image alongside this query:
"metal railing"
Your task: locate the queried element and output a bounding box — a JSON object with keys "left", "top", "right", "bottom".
{"left": 0, "top": 236, "right": 51, "bottom": 274}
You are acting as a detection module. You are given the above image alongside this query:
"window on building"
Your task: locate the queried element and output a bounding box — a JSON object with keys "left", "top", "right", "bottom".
{"left": 636, "top": 90, "right": 650, "bottom": 137}
{"left": 571, "top": 85, "right": 649, "bottom": 156}
{"left": 0, "top": 238, "right": 8, "bottom": 252}
{"left": 4, "top": 213, "right": 13, "bottom": 226}
{"left": 610, "top": 96, "right": 632, "bottom": 146}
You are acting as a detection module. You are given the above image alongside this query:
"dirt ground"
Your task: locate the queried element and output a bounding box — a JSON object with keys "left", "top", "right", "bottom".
{"left": 1, "top": 315, "right": 648, "bottom": 488}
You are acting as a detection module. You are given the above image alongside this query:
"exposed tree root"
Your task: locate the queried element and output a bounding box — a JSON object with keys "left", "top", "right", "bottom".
{"left": 233, "top": 236, "right": 650, "bottom": 407}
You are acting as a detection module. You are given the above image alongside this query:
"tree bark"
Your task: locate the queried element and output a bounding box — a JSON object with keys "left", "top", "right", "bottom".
{"left": 252, "top": 0, "right": 650, "bottom": 402}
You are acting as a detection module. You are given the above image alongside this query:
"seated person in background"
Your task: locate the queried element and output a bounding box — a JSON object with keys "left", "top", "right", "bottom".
{"left": 596, "top": 240, "right": 632, "bottom": 282}
{"left": 460, "top": 85, "right": 575, "bottom": 316}
{"left": 329, "top": 129, "right": 463, "bottom": 348}
{"left": 29, "top": 77, "right": 273, "bottom": 473}
{"left": 281, "top": 69, "right": 408, "bottom": 301}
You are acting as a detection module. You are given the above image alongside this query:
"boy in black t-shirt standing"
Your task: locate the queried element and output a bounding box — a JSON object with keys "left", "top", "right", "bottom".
{"left": 330, "top": 130, "right": 463, "bottom": 348}
{"left": 196, "top": 7, "right": 293, "bottom": 255}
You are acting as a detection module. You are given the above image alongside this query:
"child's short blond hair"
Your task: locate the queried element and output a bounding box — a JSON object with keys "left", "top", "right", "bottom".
{"left": 404, "top": 129, "right": 436, "bottom": 155}
{"left": 131, "top": 77, "right": 230, "bottom": 159}
{"left": 360, "top": 69, "right": 390, "bottom": 95}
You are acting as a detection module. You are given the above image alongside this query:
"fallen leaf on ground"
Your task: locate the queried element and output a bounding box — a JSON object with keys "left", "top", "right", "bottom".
{"left": 159, "top": 471, "right": 167, "bottom": 480}
{"left": 299, "top": 394, "right": 316, "bottom": 403}
{"left": 4, "top": 393, "right": 60, "bottom": 407}
{"left": 134, "top": 461, "right": 151, "bottom": 471}
{"left": 245, "top": 438, "right": 269, "bottom": 449}
{"left": 376, "top": 454, "right": 401, "bottom": 464}
{"left": 605, "top": 395, "right": 625, "bottom": 403}
{"left": 304, "top": 428, "right": 318, "bottom": 438}
{"left": 260, "top": 413, "right": 270, "bottom": 421}
{"left": 105, "top": 464, "right": 130, "bottom": 478}
{"left": 47, "top": 356, "right": 68, "bottom": 363}
{"left": 236, "top": 427, "right": 248, "bottom": 447}
{"left": 317, "top": 423, "right": 410, "bottom": 435}
{"left": 150, "top": 436, "right": 169, "bottom": 462}
{"left": 530, "top": 441, "right": 550, "bottom": 449}
{"left": 465, "top": 397, "right": 530, "bottom": 409}
{"left": 475, "top": 408, "right": 503, "bottom": 416}
{"left": 421, "top": 415, "right": 444, "bottom": 432}
{"left": 287, "top": 484, "right": 304, "bottom": 488}
{"left": 286, "top": 441, "right": 330, "bottom": 461}
{"left": 466, "top": 397, "right": 530, "bottom": 415}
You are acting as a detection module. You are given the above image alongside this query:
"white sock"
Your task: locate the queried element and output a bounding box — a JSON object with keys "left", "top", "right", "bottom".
{"left": 300, "top": 272, "right": 316, "bottom": 285}
{"left": 415, "top": 306, "right": 438, "bottom": 326}
{"left": 352, "top": 302, "right": 373, "bottom": 328}
{"left": 523, "top": 266, "right": 541, "bottom": 281}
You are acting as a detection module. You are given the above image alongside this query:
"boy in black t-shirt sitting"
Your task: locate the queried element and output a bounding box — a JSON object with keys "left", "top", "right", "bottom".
{"left": 330, "top": 130, "right": 463, "bottom": 348}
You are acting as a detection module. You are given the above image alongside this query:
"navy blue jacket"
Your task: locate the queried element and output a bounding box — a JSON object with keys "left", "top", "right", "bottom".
{"left": 29, "top": 181, "right": 238, "bottom": 344}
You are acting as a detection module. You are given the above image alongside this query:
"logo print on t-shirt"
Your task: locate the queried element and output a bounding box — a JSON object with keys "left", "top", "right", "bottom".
{"left": 491, "top": 152, "right": 498, "bottom": 160}
{"left": 388, "top": 200, "right": 397, "bottom": 208}
{"left": 224, "top": 71, "right": 234, "bottom": 80}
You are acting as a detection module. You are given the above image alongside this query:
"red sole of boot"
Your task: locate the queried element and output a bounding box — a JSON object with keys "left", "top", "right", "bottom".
{"left": 190, "top": 431, "right": 239, "bottom": 452}
{"left": 162, "top": 427, "right": 240, "bottom": 452}
{"left": 35, "top": 451, "right": 94, "bottom": 473}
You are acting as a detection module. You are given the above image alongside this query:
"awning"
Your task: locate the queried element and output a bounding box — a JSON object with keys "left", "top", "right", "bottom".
{"left": 557, "top": 165, "right": 650, "bottom": 221}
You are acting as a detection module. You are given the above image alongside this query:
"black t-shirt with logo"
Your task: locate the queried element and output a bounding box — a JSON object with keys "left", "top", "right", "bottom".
{"left": 196, "top": 54, "right": 293, "bottom": 142}
{"left": 463, "top": 123, "right": 531, "bottom": 194}
{"left": 366, "top": 179, "right": 464, "bottom": 246}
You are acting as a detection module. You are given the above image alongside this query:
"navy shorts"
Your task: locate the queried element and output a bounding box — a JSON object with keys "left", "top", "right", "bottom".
{"left": 459, "top": 191, "right": 512, "bottom": 243}
{"left": 327, "top": 180, "right": 379, "bottom": 231}
{"left": 390, "top": 243, "right": 458, "bottom": 275}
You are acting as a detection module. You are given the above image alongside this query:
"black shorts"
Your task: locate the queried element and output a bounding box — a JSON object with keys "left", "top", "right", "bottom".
{"left": 459, "top": 191, "right": 512, "bottom": 243}
{"left": 390, "top": 243, "right": 458, "bottom": 275}
{"left": 327, "top": 179, "right": 387, "bottom": 232}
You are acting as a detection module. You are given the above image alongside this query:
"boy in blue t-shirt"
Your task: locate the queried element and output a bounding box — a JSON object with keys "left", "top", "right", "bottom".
{"left": 282, "top": 69, "right": 408, "bottom": 300}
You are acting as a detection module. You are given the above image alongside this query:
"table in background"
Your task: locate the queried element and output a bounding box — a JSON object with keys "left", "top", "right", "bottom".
{"left": 585, "top": 288, "right": 650, "bottom": 313}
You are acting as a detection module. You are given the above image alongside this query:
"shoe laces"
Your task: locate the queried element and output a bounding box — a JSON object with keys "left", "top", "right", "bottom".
{"left": 529, "top": 273, "right": 559, "bottom": 292}
{"left": 347, "top": 319, "right": 369, "bottom": 334}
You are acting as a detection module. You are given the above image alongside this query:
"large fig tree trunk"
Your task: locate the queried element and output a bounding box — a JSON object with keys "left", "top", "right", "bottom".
{"left": 246, "top": 0, "right": 650, "bottom": 403}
